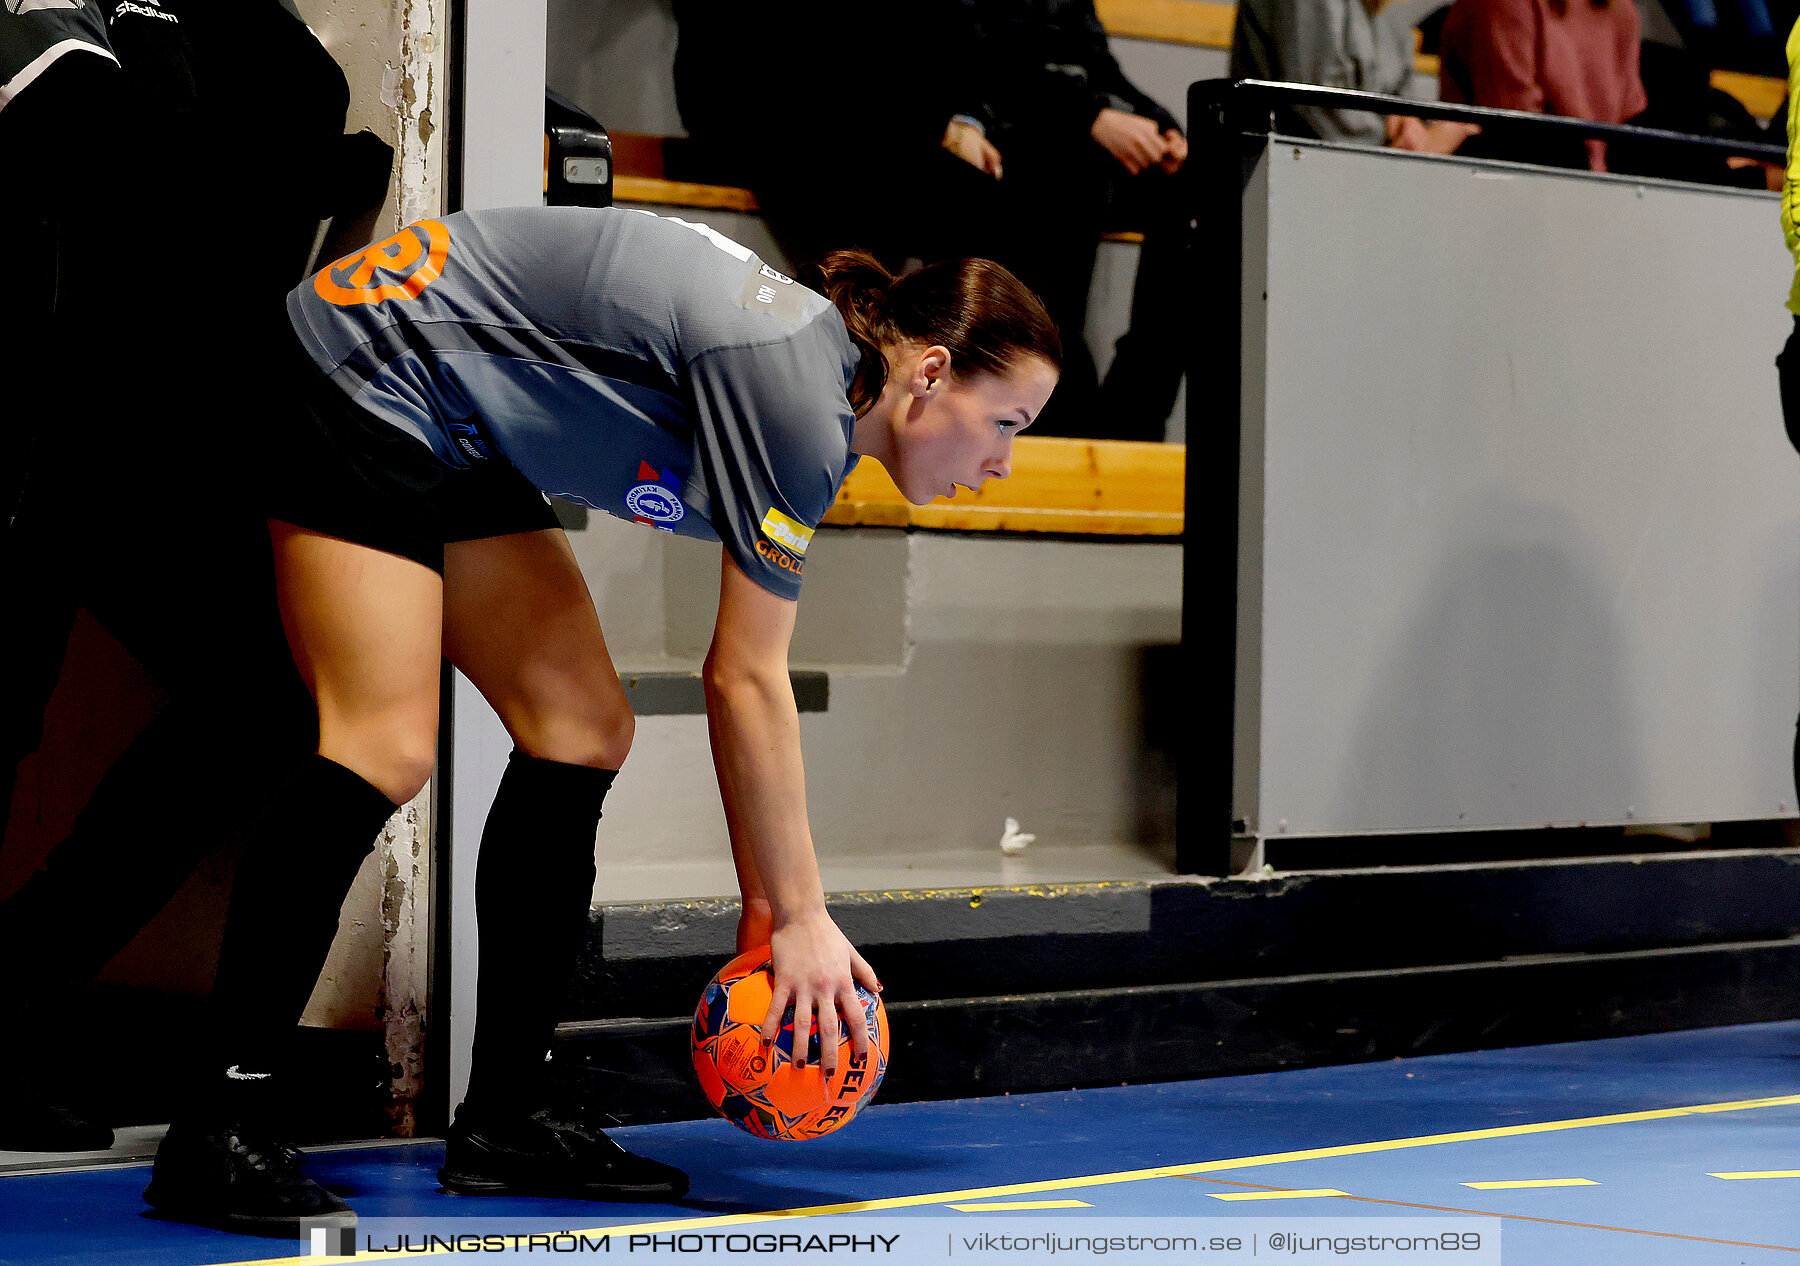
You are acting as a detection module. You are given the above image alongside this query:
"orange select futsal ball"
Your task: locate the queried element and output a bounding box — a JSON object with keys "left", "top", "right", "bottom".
{"left": 691, "top": 947, "right": 889, "bottom": 1140}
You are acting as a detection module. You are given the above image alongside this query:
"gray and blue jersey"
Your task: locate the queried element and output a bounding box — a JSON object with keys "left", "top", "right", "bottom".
{"left": 286, "top": 206, "right": 862, "bottom": 600}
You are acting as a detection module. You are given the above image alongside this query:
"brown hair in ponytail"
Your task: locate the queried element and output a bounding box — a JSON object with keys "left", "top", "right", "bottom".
{"left": 804, "top": 250, "right": 1062, "bottom": 416}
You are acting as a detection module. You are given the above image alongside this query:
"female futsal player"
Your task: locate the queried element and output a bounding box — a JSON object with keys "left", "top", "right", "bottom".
{"left": 140, "top": 206, "right": 1060, "bottom": 1235}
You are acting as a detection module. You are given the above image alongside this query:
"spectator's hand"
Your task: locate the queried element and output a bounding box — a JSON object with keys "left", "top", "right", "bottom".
{"left": 1092, "top": 108, "right": 1169, "bottom": 175}
{"left": 1726, "top": 155, "right": 1786, "bottom": 192}
{"left": 1419, "top": 120, "right": 1480, "bottom": 155}
{"left": 1386, "top": 113, "right": 1429, "bottom": 150}
{"left": 943, "top": 119, "right": 1004, "bottom": 178}
{"left": 1158, "top": 129, "right": 1189, "bottom": 174}
{"left": 1387, "top": 114, "right": 1480, "bottom": 155}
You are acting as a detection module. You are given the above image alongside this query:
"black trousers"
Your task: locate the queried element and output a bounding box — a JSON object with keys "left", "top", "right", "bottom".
{"left": 0, "top": 54, "right": 316, "bottom": 1040}
{"left": 1, "top": 54, "right": 121, "bottom": 790}
{"left": 1095, "top": 164, "right": 1191, "bottom": 443}
{"left": 0, "top": 442, "right": 317, "bottom": 1026}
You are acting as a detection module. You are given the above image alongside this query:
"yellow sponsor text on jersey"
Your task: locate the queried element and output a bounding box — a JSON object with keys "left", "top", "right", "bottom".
{"left": 759, "top": 507, "right": 813, "bottom": 556}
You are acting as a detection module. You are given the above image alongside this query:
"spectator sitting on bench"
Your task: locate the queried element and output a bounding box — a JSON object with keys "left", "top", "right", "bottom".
{"left": 1438, "top": 0, "right": 1648, "bottom": 171}
{"left": 671, "top": 0, "right": 996, "bottom": 273}
{"left": 954, "top": 0, "right": 1191, "bottom": 441}
{"left": 672, "top": 0, "right": 1189, "bottom": 441}
{"left": 1230, "top": 0, "right": 1479, "bottom": 154}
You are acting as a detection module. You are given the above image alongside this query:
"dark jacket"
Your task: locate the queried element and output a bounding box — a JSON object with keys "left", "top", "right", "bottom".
{"left": 955, "top": 0, "right": 1180, "bottom": 149}
{"left": 673, "top": 0, "right": 990, "bottom": 186}
{"left": 102, "top": 0, "right": 391, "bottom": 293}
{"left": 671, "top": 0, "right": 1178, "bottom": 184}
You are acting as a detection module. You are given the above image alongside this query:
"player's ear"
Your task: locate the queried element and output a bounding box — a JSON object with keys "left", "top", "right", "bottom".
{"left": 909, "top": 345, "right": 952, "bottom": 398}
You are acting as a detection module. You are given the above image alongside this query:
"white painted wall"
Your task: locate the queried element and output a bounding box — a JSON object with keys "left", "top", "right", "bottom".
{"left": 444, "top": 0, "right": 551, "bottom": 1116}
{"left": 299, "top": 0, "right": 445, "bottom": 232}
{"left": 560, "top": 517, "right": 1184, "bottom": 894}
{"left": 291, "top": 0, "right": 447, "bottom": 1072}
{"left": 545, "top": 0, "right": 681, "bottom": 135}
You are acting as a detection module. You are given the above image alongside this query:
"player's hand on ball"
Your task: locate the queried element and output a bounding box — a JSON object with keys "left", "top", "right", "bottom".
{"left": 764, "top": 910, "right": 881, "bottom": 1075}
{"left": 691, "top": 946, "right": 891, "bottom": 1139}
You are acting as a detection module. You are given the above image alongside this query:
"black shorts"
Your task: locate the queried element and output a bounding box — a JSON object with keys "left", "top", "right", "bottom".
{"left": 260, "top": 326, "right": 561, "bottom": 574}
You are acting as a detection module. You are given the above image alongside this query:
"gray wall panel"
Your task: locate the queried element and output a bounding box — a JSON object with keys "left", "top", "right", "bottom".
{"left": 1241, "top": 142, "right": 1800, "bottom": 838}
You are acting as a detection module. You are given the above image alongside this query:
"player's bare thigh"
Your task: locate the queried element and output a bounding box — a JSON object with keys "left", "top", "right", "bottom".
{"left": 269, "top": 520, "right": 443, "bottom": 804}
{"left": 442, "top": 529, "right": 634, "bottom": 771}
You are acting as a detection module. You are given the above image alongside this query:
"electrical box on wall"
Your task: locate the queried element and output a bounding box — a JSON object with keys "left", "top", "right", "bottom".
{"left": 546, "top": 89, "right": 613, "bottom": 208}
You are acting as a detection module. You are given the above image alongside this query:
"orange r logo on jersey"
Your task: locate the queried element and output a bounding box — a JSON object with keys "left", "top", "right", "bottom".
{"left": 313, "top": 220, "right": 450, "bottom": 306}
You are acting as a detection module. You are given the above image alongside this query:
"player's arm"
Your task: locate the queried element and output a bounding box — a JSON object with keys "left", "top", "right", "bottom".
{"left": 704, "top": 550, "right": 880, "bottom": 1072}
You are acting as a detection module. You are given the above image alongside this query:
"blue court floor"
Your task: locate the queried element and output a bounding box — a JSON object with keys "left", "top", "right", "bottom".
{"left": 1, "top": 1022, "right": 1795, "bottom": 1266}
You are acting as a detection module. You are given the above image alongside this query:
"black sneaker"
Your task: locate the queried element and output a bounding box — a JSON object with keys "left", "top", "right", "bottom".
{"left": 0, "top": 1093, "right": 114, "bottom": 1152}
{"left": 143, "top": 1119, "right": 354, "bottom": 1237}
{"left": 438, "top": 1107, "right": 688, "bottom": 1202}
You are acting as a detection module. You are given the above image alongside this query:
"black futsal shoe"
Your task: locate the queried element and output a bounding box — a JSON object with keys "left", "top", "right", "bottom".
{"left": 438, "top": 1107, "right": 689, "bottom": 1202}
{"left": 142, "top": 1119, "right": 354, "bottom": 1237}
{"left": 0, "top": 1093, "right": 114, "bottom": 1152}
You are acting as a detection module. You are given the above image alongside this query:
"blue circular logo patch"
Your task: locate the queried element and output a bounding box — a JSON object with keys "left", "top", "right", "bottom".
{"left": 626, "top": 482, "right": 685, "bottom": 524}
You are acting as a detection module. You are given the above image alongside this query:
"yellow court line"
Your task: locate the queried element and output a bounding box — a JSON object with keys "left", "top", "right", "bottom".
{"left": 1210, "top": 1188, "right": 1347, "bottom": 1200}
{"left": 1186, "top": 1177, "right": 1799, "bottom": 1254}
{"left": 1710, "top": 1170, "right": 1800, "bottom": 1180}
{"left": 946, "top": 1201, "right": 1091, "bottom": 1211}
{"left": 196, "top": 1092, "right": 1800, "bottom": 1266}
{"left": 1462, "top": 1178, "right": 1598, "bottom": 1189}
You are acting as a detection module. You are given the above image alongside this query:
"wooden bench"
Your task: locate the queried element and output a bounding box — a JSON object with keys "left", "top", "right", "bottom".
{"left": 611, "top": 169, "right": 1144, "bottom": 246}
{"left": 824, "top": 436, "right": 1184, "bottom": 536}
{"left": 613, "top": 174, "right": 758, "bottom": 214}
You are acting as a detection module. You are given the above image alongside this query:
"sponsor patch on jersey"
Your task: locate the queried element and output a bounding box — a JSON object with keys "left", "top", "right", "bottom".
{"left": 757, "top": 538, "right": 804, "bottom": 578}
{"left": 626, "top": 461, "right": 685, "bottom": 527}
{"left": 314, "top": 220, "right": 450, "bottom": 307}
{"left": 7, "top": 0, "right": 85, "bottom": 13}
{"left": 445, "top": 418, "right": 492, "bottom": 464}
{"left": 738, "top": 263, "right": 808, "bottom": 321}
{"left": 759, "top": 507, "right": 813, "bottom": 556}
{"left": 114, "top": 0, "right": 178, "bottom": 20}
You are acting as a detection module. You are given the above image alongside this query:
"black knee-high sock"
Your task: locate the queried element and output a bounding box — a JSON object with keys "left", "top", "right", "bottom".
{"left": 463, "top": 750, "right": 614, "bottom": 1119}
{"left": 196, "top": 754, "right": 398, "bottom": 1115}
